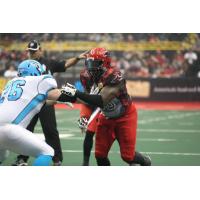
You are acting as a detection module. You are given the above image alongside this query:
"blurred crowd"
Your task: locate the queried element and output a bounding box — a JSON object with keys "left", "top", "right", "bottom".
{"left": 1, "top": 49, "right": 200, "bottom": 79}
{"left": 0, "top": 33, "right": 189, "bottom": 42}
{"left": 113, "top": 50, "right": 200, "bottom": 78}
{"left": 1, "top": 33, "right": 200, "bottom": 79}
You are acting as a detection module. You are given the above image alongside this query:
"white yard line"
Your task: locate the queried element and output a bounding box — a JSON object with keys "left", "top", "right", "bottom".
{"left": 66, "top": 137, "right": 176, "bottom": 142}
{"left": 34, "top": 133, "right": 176, "bottom": 142}
{"left": 139, "top": 138, "right": 176, "bottom": 142}
{"left": 35, "top": 127, "right": 200, "bottom": 142}
{"left": 35, "top": 133, "right": 75, "bottom": 140}
{"left": 65, "top": 137, "right": 176, "bottom": 142}
{"left": 178, "top": 122, "right": 195, "bottom": 126}
{"left": 138, "top": 129, "right": 200, "bottom": 133}
{"left": 34, "top": 128, "right": 200, "bottom": 133}
{"left": 142, "top": 152, "right": 200, "bottom": 156}
{"left": 35, "top": 128, "right": 80, "bottom": 133}
{"left": 57, "top": 110, "right": 200, "bottom": 125}
{"left": 62, "top": 150, "right": 200, "bottom": 156}
{"left": 138, "top": 112, "right": 200, "bottom": 124}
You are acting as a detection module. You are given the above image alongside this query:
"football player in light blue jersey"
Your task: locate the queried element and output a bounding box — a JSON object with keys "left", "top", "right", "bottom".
{"left": 0, "top": 60, "right": 76, "bottom": 166}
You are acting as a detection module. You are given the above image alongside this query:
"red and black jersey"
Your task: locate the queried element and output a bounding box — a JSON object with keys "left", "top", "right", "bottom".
{"left": 99, "top": 67, "right": 131, "bottom": 108}
{"left": 80, "top": 66, "right": 131, "bottom": 118}
{"left": 80, "top": 68, "right": 94, "bottom": 93}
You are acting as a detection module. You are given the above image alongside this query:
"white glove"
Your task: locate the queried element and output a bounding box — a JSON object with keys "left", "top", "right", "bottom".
{"left": 78, "top": 117, "right": 88, "bottom": 130}
{"left": 61, "top": 83, "right": 77, "bottom": 97}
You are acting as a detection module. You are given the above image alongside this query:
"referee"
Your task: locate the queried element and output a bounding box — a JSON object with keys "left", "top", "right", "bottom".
{"left": 12, "top": 40, "right": 87, "bottom": 166}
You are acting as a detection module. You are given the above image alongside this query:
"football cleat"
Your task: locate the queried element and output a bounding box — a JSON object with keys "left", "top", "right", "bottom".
{"left": 143, "top": 155, "right": 152, "bottom": 166}
{"left": 53, "top": 161, "right": 62, "bottom": 166}
{"left": 130, "top": 153, "right": 152, "bottom": 166}
{"left": 12, "top": 158, "right": 28, "bottom": 166}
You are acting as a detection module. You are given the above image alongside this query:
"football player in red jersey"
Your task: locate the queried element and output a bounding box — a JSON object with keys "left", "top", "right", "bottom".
{"left": 62, "top": 48, "right": 151, "bottom": 166}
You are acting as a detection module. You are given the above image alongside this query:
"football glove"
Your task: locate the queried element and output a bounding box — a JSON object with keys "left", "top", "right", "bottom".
{"left": 61, "top": 83, "right": 77, "bottom": 97}
{"left": 78, "top": 117, "right": 88, "bottom": 130}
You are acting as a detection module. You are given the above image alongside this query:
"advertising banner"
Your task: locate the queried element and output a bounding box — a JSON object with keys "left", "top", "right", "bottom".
{"left": 126, "top": 78, "right": 200, "bottom": 101}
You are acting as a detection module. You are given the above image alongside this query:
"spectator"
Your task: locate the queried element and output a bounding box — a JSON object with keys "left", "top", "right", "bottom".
{"left": 184, "top": 49, "right": 198, "bottom": 77}
{"left": 155, "top": 50, "right": 167, "bottom": 68}
{"left": 4, "top": 65, "right": 18, "bottom": 78}
{"left": 184, "top": 49, "right": 198, "bottom": 65}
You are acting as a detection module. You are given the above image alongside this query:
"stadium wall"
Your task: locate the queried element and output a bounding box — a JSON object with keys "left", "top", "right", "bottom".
{"left": 126, "top": 78, "right": 200, "bottom": 101}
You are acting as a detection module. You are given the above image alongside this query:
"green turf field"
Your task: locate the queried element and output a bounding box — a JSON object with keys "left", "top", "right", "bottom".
{"left": 3, "top": 109, "right": 200, "bottom": 166}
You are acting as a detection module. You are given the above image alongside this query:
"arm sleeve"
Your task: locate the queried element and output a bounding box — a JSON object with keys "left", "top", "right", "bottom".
{"left": 76, "top": 91, "right": 104, "bottom": 108}
{"left": 37, "top": 75, "right": 57, "bottom": 97}
{"left": 49, "top": 60, "right": 66, "bottom": 74}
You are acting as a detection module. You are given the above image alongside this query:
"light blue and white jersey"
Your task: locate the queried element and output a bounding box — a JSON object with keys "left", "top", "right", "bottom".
{"left": 0, "top": 75, "right": 57, "bottom": 128}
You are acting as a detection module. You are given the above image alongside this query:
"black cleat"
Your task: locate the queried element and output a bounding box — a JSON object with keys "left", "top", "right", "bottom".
{"left": 143, "top": 155, "right": 152, "bottom": 166}
{"left": 82, "top": 161, "right": 89, "bottom": 166}
{"left": 53, "top": 161, "right": 62, "bottom": 166}
{"left": 130, "top": 152, "right": 152, "bottom": 166}
{"left": 12, "top": 158, "right": 28, "bottom": 166}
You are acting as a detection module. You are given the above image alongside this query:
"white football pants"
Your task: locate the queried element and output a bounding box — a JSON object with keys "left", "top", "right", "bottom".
{"left": 0, "top": 124, "right": 54, "bottom": 163}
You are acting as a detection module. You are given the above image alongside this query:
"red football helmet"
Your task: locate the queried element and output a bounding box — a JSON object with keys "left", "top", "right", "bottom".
{"left": 85, "top": 48, "right": 111, "bottom": 82}
{"left": 87, "top": 47, "right": 111, "bottom": 68}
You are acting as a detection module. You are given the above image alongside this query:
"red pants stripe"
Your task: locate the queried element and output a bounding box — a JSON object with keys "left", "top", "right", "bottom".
{"left": 87, "top": 108, "right": 100, "bottom": 133}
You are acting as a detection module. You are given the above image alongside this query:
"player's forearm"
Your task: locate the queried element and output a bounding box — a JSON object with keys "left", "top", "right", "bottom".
{"left": 64, "top": 50, "right": 89, "bottom": 69}
{"left": 76, "top": 91, "right": 104, "bottom": 108}
{"left": 47, "top": 89, "right": 76, "bottom": 102}
{"left": 60, "top": 82, "right": 117, "bottom": 107}
{"left": 64, "top": 57, "right": 80, "bottom": 69}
